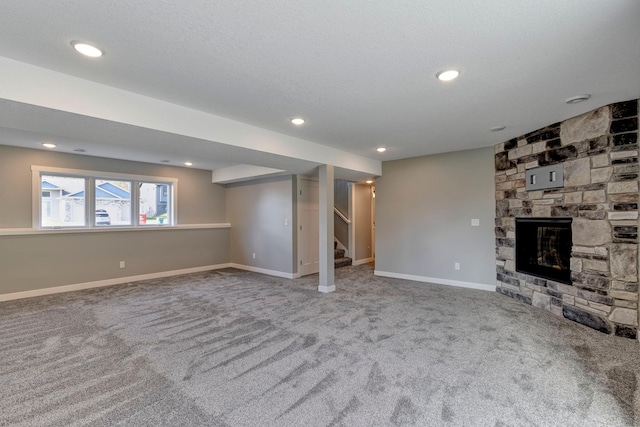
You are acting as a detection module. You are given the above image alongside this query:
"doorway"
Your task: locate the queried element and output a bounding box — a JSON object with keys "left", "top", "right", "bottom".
{"left": 297, "top": 177, "right": 319, "bottom": 276}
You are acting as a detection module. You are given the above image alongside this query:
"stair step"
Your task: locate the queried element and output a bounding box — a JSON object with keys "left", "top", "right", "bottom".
{"left": 334, "top": 257, "right": 352, "bottom": 268}
{"left": 334, "top": 248, "right": 345, "bottom": 259}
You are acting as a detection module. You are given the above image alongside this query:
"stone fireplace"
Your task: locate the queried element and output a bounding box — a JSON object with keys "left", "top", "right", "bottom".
{"left": 495, "top": 99, "right": 639, "bottom": 339}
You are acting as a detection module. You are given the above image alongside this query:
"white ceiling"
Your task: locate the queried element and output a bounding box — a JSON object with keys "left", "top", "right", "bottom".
{"left": 0, "top": 1, "right": 638, "bottom": 181}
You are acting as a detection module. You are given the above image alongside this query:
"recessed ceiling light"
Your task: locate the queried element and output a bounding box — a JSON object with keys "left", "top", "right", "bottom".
{"left": 376, "top": 147, "right": 387, "bottom": 153}
{"left": 366, "top": 180, "right": 374, "bottom": 184}
{"left": 565, "top": 94, "right": 591, "bottom": 104}
{"left": 42, "top": 143, "right": 57, "bottom": 149}
{"left": 436, "top": 70, "right": 459, "bottom": 81}
{"left": 490, "top": 126, "right": 506, "bottom": 132}
{"left": 291, "top": 118, "right": 305, "bottom": 125}
{"left": 71, "top": 41, "right": 103, "bottom": 58}
{"left": 184, "top": 162, "right": 193, "bottom": 166}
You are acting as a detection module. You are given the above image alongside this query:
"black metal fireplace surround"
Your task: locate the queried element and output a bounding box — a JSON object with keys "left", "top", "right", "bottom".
{"left": 515, "top": 217, "right": 572, "bottom": 284}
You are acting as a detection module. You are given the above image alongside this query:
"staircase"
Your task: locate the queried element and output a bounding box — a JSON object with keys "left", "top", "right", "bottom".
{"left": 334, "top": 243, "right": 352, "bottom": 269}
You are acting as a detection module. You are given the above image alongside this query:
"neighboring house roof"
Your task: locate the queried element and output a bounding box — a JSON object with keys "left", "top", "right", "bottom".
{"left": 65, "top": 190, "right": 84, "bottom": 198}
{"left": 64, "top": 182, "right": 131, "bottom": 200}
{"left": 95, "top": 187, "right": 125, "bottom": 199}
{"left": 98, "top": 182, "right": 130, "bottom": 199}
{"left": 41, "top": 180, "right": 61, "bottom": 190}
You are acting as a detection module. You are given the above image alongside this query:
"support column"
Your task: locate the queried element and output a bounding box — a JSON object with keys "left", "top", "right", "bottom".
{"left": 318, "top": 164, "right": 335, "bottom": 293}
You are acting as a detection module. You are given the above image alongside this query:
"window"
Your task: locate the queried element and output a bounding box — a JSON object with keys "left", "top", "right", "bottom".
{"left": 95, "top": 179, "right": 132, "bottom": 226}
{"left": 138, "top": 182, "right": 171, "bottom": 225}
{"left": 40, "top": 175, "right": 86, "bottom": 227}
{"left": 41, "top": 191, "right": 51, "bottom": 218}
{"left": 32, "top": 166, "right": 177, "bottom": 229}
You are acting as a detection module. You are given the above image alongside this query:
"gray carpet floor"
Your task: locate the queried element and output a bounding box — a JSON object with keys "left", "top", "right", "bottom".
{"left": 1, "top": 264, "right": 639, "bottom": 426}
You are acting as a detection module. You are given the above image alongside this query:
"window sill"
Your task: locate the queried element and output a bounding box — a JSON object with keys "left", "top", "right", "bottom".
{"left": 0, "top": 223, "right": 231, "bottom": 236}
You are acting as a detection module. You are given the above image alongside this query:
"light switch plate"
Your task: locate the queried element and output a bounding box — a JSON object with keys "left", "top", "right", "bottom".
{"left": 471, "top": 219, "right": 479, "bottom": 226}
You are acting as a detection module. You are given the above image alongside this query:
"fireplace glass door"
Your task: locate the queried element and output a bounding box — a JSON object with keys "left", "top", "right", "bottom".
{"left": 515, "top": 217, "right": 572, "bottom": 284}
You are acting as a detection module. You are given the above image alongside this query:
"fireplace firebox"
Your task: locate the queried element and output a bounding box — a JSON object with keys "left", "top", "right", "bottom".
{"left": 515, "top": 217, "right": 572, "bottom": 284}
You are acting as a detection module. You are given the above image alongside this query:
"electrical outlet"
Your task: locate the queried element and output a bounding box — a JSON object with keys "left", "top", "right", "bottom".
{"left": 120, "top": 261, "right": 125, "bottom": 269}
{"left": 284, "top": 218, "right": 289, "bottom": 226}
{"left": 252, "top": 253, "right": 256, "bottom": 259}
{"left": 454, "top": 262, "right": 460, "bottom": 270}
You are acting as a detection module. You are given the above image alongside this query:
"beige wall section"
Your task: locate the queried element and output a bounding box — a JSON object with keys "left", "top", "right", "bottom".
{"left": 226, "top": 176, "right": 295, "bottom": 274}
{"left": 0, "top": 144, "right": 230, "bottom": 295}
{"left": 354, "top": 183, "right": 373, "bottom": 261}
{"left": 333, "top": 180, "right": 350, "bottom": 250}
{"left": 0, "top": 229, "right": 230, "bottom": 294}
{"left": 291, "top": 177, "right": 299, "bottom": 274}
{"left": 334, "top": 180, "right": 350, "bottom": 216}
{"left": 375, "top": 147, "right": 495, "bottom": 286}
{"left": 0, "top": 145, "right": 226, "bottom": 227}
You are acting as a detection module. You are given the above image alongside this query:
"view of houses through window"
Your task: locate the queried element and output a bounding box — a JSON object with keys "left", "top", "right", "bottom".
{"left": 139, "top": 183, "right": 170, "bottom": 225}
{"left": 40, "top": 174, "right": 173, "bottom": 228}
{"left": 41, "top": 176, "right": 86, "bottom": 227}
{"left": 95, "top": 179, "right": 132, "bottom": 226}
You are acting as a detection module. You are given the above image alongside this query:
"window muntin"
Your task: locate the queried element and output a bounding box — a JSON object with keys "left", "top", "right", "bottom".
{"left": 33, "top": 167, "right": 176, "bottom": 230}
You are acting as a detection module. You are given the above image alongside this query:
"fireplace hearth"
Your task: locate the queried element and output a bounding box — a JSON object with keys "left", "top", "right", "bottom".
{"left": 515, "top": 218, "right": 572, "bottom": 284}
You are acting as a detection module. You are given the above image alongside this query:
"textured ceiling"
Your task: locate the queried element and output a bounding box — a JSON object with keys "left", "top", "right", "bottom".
{"left": 0, "top": 0, "right": 638, "bottom": 176}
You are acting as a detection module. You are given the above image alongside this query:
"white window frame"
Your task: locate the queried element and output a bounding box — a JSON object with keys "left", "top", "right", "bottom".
{"left": 31, "top": 165, "right": 178, "bottom": 229}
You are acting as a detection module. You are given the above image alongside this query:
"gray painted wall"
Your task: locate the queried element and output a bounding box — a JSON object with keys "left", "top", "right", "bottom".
{"left": 334, "top": 179, "right": 350, "bottom": 250}
{"left": 334, "top": 179, "right": 349, "bottom": 216}
{"left": 0, "top": 228, "right": 229, "bottom": 294}
{"left": 334, "top": 211, "right": 349, "bottom": 250}
{"left": 375, "top": 147, "right": 495, "bottom": 286}
{"left": 226, "top": 176, "right": 295, "bottom": 274}
{"left": 291, "top": 177, "right": 298, "bottom": 274}
{"left": 0, "top": 145, "right": 229, "bottom": 295}
{"left": 354, "top": 183, "right": 373, "bottom": 261}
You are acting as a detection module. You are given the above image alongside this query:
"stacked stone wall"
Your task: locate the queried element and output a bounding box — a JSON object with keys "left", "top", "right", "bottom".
{"left": 495, "top": 99, "right": 639, "bottom": 338}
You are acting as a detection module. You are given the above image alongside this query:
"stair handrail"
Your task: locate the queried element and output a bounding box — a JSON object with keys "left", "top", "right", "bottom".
{"left": 334, "top": 207, "right": 351, "bottom": 224}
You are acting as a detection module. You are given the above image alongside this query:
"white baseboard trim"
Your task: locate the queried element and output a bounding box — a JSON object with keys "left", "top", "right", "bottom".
{"left": 374, "top": 270, "right": 496, "bottom": 292}
{"left": 352, "top": 257, "right": 374, "bottom": 266}
{"left": 318, "top": 285, "right": 336, "bottom": 293}
{"left": 0, "top": 264, "right": 232, "bottom": 302}
{"left": 228, "top": 263, "right": 296, "bottom": 279}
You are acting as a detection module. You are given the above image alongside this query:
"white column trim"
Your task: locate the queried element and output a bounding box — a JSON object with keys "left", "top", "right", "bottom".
{"left": 318, "top": 165, "right": 335, "bottom": 292}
